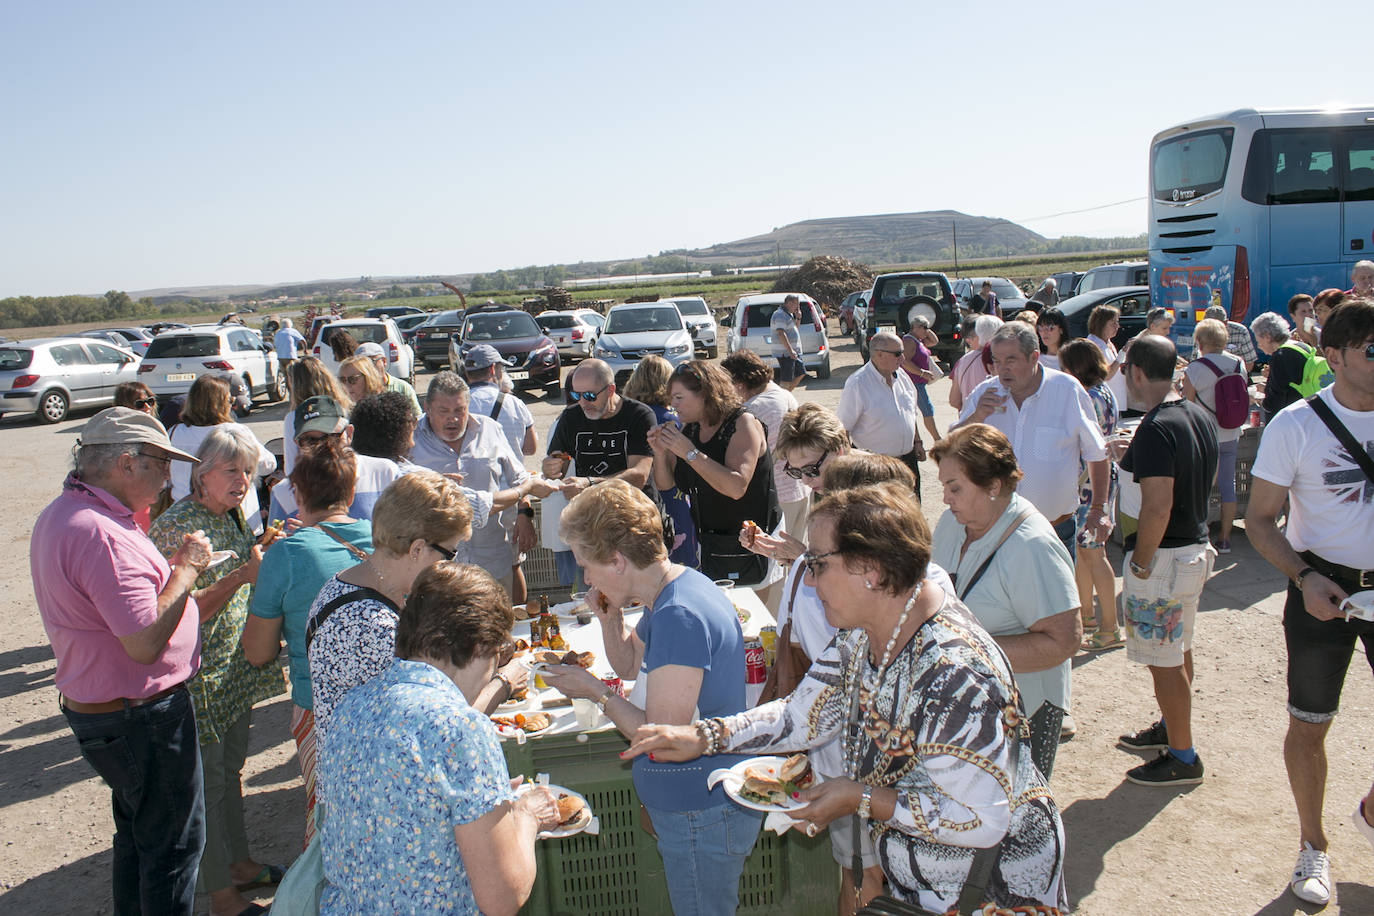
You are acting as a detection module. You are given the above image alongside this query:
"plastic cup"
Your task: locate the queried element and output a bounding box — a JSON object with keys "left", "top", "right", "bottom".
{"left": 572, "top": 698, "right": 599, "bottom": 729}
{"left": 714, "top": 579, "right": 736, "bottom": 590}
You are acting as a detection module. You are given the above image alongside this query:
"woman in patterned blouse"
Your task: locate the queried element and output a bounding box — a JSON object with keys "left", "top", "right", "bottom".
{"left": 623, "top": 485, "right": 1068, "bottom": 915}
{"left": 150, "top": 426, "right": 287, "bottom": 916}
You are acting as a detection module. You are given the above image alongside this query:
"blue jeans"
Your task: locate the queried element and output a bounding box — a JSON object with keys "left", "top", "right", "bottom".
{"left": 915, "top": 383, "right": 934, "bottom": 418}
{"left": 62, "top": 687, "right": 205, "bottom": 916}
{"left": 1053, "top": 514, "right": 1077, "bottom": 561}
{"left": 645, "top": 802, "right": 763, "bottom": 915}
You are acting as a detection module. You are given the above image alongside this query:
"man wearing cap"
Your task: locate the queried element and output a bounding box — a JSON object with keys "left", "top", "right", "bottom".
{"left": 464, "top": 344, "right": 536, "bottom": 458}
{"left": 354, "top": 341, "right": 421, "bottom": 416}
{"left": 30, "top": 407, "right": 214, "bottom": 915}
{"left": 1204, "top": 304, "right": 1257, "bottom": 372}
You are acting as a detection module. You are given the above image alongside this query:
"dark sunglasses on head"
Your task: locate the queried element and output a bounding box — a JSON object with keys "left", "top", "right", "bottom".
{"left": 571, "top": 384, "right": 609, "bottom": 402}
{"left": 784, "top": 449, "right": 829, "bottom": 480}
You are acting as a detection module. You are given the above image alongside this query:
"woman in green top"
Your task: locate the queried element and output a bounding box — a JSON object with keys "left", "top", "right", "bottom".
{"left": 151, "top": 425, "right": 286, "bottom": 916}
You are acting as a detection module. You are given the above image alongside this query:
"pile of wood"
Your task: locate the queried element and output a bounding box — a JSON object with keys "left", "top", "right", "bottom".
{"left": 543, "top": 287, "right": 574, "bottom": 310}
{"left": 769, "top": 256, "right": 873, "bottom": 309}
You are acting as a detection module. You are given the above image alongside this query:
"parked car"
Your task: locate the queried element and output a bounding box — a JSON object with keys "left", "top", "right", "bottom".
{"left": 536, "top": 309, "right": 604, "bottom": 360}
{"left": 1047, "top": 271, "right": 1085, "bottom": 299}
{"left": 0, "top": 337, "right": 141, "bottom": 423}
{"left": 659, "top": 296, "right": 718, "bottom": 359}
{"left": 146, "top": 321, "right": 189, "bottom": 336}
{"left": 310, "top": 317, "right": 415, "bottom": 385}
{"left": 951, "top": 276, "right": 1030, "bottom": 319}
{"left": 78, "top": 327, "right": 153, "bottom": 356}
{"left": 393, "top": 312, "right": 431, "bottom": 347}
{"left": 449, "top": 306, "right": 561, "bottom": 397}
{"left": 1077, "top": 261, "right": 1149, "bottom": 296}
{"left": 723, "top": 293, "right": 831, "bottom": 379}
{"left": 593, "top": 302, "right": 697, "bottom": 386}
{"left": 411, "top": 309, "right": 466, "bottom": 370}
{"left": 838, "top": 290, "right": 867, "bottom": 338}
{"left": 138, "top": 325, "right": 285, "bottom": 407}
{"left": 365, "top": 304, "right": 427, "bottom": 320}
{"left": 859, "top": 272, "right": 963, "bottom": 366}
{"left": 1055, "top": 285, "right": 1153, "bottom": 350}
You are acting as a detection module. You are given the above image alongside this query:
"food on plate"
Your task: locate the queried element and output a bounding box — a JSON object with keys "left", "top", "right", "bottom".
{"left": 491, "top": 711, "right": 552, "bottom": 733}
{"left": 548, "top": 634, "right": 568, "bottom": 651}
{"left": 535, "top": 649, "right": 596, "bottom": 669}
{"left": 740, "top": 519, "right": 761, "bottom": 547}
{"left": 778, "top": 754, "right": 813, "bottom": 793}
{"left": 738, "top": 775, "right": 788, "bottom": 807}
{"left": 512, "top": 638, "right": 530, "bottom": 654}
{"left": 508, "top": 685, "right": 528, "bottom": 702}
{"left": 556, "top": 793, "right": 588, "bottom": 826}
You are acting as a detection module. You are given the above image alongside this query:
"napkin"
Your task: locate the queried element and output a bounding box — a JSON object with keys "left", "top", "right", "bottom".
{"left": 533, "top": 772, "right": 600, "bottom": 836}
{"left": 706, "top": 766, "right": 805, "bottom": 835}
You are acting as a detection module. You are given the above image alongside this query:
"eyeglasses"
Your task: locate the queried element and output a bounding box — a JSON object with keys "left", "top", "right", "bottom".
{"left": 297, "top": 432, "right": 342, "bottom": 447}
{"left": 428, "top": 541, "right": 456, "bottom": 561}
{"left": 800, "top": 549, "right": 840, "bottom": 578}
{"left": 871, "top": 348, "right": 903, "bottom": 356}
{"left": 571, "top": 384, "right": 610, "bottom": 402}
{"left": 783, "top": 450, "right": 829, "bottom": 479}
{"left": 339, "top": 374, "right": 363, "bottom": 386}
{"left": 134, "top": 397, "right": 156, "bottom": 409}
{"left": 137, "top": 451, "right": 171, "bottom": 468}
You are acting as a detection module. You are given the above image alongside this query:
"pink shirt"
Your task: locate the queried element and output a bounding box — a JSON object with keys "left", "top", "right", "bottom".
{"left": 31, "top": 475, "right": 199, "bottom": 703}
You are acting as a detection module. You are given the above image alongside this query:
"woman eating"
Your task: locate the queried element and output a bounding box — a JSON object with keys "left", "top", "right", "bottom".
{"left": 1036, "top": 307, "right": 1071, "bottom": 371}
{"left": 624, "top": 484, "right": 1067, "bottom": 914}
{"left": 540, "top": 479, "right": 762, "bottom": 916}
{"left": 319, "top": 562, "right": 560, "bottom": 915}
{"left": 168, "top": 374, "right": 276, "bottom": 534}
{"left": 150, "top": 426, "right": 286, "bottom": 916}
{"left": 929, "top": 424, "right": 1081, "bottom": 775}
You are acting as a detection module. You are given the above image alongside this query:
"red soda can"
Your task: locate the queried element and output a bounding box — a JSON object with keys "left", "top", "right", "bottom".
{"left": 744, "top": 639, "right": 766, "bottom": 684}
{"left": 600, "top": 676, "right": 624, "bottom": 698}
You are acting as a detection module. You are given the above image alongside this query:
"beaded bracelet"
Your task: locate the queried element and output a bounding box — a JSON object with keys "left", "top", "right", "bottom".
{"left": 695, "top": 721, "right": 716, "bottom": 755}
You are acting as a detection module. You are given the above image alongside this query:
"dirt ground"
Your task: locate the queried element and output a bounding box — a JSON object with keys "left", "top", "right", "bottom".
{"left": 3, "top": 328, "right": 1373, "bottom": 915}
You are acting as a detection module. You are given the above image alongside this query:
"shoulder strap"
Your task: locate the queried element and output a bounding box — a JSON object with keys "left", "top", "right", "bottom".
{"left": 956, "top": 508, "right": 1036, "bottom": 602}
{"left": 304, "top": 585, "right": 388, "bottom": 650}
{"left": 1307, "top": 395, "right": 1374, "bottom": 485}
{"left": 316, "top": 524, "right": 370, "bottom": 561}
{"left": 489, "top": 391, "right": 507, "bottom": 420}
{"left": 1197, "top": 356, "right": 1223, "bottom": 378}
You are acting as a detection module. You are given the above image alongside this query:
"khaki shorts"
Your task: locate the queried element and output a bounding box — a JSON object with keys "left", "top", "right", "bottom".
{"left": 1123, "top": 543, "right": 1215, "bottom": 668}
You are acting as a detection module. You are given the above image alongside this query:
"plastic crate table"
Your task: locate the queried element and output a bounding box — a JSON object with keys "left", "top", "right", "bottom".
{"left": 504, "top": 730, "right": 839, "bottom": 916}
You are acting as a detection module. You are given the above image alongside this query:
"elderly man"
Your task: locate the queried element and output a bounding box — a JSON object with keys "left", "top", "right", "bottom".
{"left": 1248, "top": 300, "right": 1374, "bottom": 905}
{"left": 837, "top": 330, "right": 925, "bottom": 493}
{"left": 1203, "top": 304, "right": 1257, "bottom": 372}
{"left": 1029, "top": 277, "right": 1059, "bottom": 309}
{"left": 1114, "top": 335, "right": 1218, "bottom": 788}
{"left": 411, "top": 371, "right": 554, "bottom": 593}
{"left": 31, "top": 408, "right": 212, "bottom": 915}
{"left": 955, "top": 322, "right": 1111, "bottom": 554}
{"left": 464, "top": 344, "right": 536, "bottom": 458}
{"left": 273, "top": 317, "right": 305, "bottom": 374}
{"left": 354, "top": 341, "right": 421, "bottom": 416}
{"left": 770, "top": 295, "right": 805, "bottom": 391}
{"left": 542, "top": 358, "right": 656, "bottom": 497}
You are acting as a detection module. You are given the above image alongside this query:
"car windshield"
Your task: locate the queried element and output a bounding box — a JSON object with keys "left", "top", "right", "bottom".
{"left": 605, "top": 307, "right": 683, "bottom": 334}
{"left": 324, "top": 324, "right": 389, "bottom": 345}
{"left": 0, "top": 348, "right": 34, "bottom": 370}
{"left": 987, "top": 280, "right": 1021, "bottom": 299}
{"left": 145, "top": 335, "right": 219, "bottom": 358}
{"left": 464, "top": 312, "right": 540, "bottom": 340}
{"left": 672, "top": 299, "right": 709, "bottom": 316}
{"left": 538, "top": 315, "right": 575, "bottom": 330}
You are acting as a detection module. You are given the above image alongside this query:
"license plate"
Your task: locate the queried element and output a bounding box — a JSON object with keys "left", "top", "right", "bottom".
{"left": 431, "top": 332, "right": 449, "bottom": 339}
{"left": 508, "top": 370, "right": 529, "bottom": 381}
{"left": 877, "top": 325, "right": 896, "bottom": 335}
{"left": 166, "top": 373, "right": 195, "bottom": 382}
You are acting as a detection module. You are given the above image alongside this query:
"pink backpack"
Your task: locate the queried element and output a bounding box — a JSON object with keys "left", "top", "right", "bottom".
{"left": 1197, "top": 356, "right": 1248, "bottom": 429}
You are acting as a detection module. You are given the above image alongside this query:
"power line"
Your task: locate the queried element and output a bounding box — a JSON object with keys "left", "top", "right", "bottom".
{"left": 1013, "top": 197, "right": 1147, "bottom": 223}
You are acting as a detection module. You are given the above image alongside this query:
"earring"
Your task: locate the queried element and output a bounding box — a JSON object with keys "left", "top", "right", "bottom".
{"left": 865, "top": 581, "right": 874, "bottom": 590}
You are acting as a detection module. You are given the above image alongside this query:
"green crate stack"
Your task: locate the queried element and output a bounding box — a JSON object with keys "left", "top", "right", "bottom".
{"left": 505, "top": 730, "right": 839, "bottom": 915}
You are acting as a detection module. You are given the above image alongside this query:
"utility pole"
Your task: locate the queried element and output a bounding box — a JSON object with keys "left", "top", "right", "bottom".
{"left": 952, "top": 220, "right": 960, "bottom": 277}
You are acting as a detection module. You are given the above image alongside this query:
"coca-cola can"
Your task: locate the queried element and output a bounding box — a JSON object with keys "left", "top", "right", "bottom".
{"left": 600, "top": 676, "right": 624, "bottom": 698}
{"left": 744, "top": 639, "right": 766, "bottom": 684}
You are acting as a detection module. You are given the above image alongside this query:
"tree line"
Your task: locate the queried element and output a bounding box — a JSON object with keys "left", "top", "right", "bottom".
{"left": 0, "top": 291, "right": 202, "bottom": 330}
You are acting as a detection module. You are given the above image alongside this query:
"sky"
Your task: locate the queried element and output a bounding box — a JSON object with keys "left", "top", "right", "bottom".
{"left": 2, "top": 0, "right": 1369, "bottom": 298}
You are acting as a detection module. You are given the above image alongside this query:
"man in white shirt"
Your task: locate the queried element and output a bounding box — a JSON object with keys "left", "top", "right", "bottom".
{"left": 273, "top": 318, "right": 306, "bottom": 372}
{"left": 1248, "top": 300, "right": 1374, "bottom": 906}
{"left": 463, "top": 345, "right": 536, "bottom": 458}
{"left": 955, "top": 322, "right": 1110, "bottom": 554}
{"left": 770, "top": 296, "right": 805, "bottom": 392}
{"left": 836, "top": 331, "right": 924, "bottom": 494}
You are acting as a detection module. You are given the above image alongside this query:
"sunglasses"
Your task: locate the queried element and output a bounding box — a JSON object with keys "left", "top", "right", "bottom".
{"left": 800, "top": 549, "right": 839, "bottom": 578}
{"left": 134, "top": 397, "right": 156, "bottom": 409}
{"left": 571, "top": 384, "right": 609, "bottom": 402}
{"left": 137, "top": 450, "right": 171, "bottom": 468}
{"left": 339, "top": 374, "right": 363, "bottom": 386}
{"left": 428, "top": 541, "right": 456, "bottom": 561}
{"left": 871, "top": 348, "right": 903, "bottom": 356}
{"left": 783, "top": 449, "right": 829, "bottom": 480}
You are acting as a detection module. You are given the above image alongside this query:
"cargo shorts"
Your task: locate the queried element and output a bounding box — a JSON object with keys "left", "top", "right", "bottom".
{"left": 1123, "top": 542, "right": 1215, "bottom": 667}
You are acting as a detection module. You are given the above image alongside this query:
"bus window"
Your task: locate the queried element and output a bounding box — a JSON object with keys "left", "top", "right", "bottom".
{"left": 1346, "top": 129, "right": 1374, "bottom": 202}
{"left": 1254, "top": 129, "right": 1340, "bottom": 205}
{"left": 1153, "top": 128, "right": 1233, "bottom": 202}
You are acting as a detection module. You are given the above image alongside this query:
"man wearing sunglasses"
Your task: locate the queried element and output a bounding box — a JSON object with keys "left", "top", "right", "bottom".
{"left": 542, "top": 359, "right": 656, "bottom": 499}
{"left": 837, "top": 330, "right": 925, "bottom": 493}
{"left": 1248, "top": 299, "right": 1374, "bottom": 905}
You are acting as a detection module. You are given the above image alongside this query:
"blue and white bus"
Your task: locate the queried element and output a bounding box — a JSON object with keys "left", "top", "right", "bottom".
{"left": 1148, "top": 107, "right": 1374, "bottom": 355}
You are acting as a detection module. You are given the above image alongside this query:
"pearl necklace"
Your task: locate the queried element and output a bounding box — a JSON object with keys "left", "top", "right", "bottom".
{"left": 846, "top": 582, "right": 922, "bottom": 781}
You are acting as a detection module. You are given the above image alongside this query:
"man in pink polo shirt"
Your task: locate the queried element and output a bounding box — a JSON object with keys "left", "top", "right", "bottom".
{"left": 31, "top": 407, "right": 213, "bottom": 916}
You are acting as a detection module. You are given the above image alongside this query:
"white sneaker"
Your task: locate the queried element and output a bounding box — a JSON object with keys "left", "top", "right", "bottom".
{"left": 1355, "top": 801, "right": 1374, "bottom": 855}
{"left": 1291, "top": 842, "right": 1331, "bottom": 905}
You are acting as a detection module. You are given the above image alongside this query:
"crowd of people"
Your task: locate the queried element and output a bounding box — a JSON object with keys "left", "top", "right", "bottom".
{"left": 25, "top": 263, "right": 1374, "bottom": 914}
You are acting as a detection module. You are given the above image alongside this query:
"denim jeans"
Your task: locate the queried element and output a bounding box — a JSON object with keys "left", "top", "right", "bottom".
{"left": 62, "top": 687, "right": 205, "bottom": 916}
{"left": 644, "top": 802, "right": 763, "bottom": 916}
{"left": 1052, "top": 514, "right": 1077, "bottom": 561}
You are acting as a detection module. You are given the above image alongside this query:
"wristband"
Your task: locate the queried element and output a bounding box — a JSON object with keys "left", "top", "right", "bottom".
{"left": 517, "top": 505, "right": 535, "bottom": 518}
{"left": 493, "top": 673, "right": 513, "bottom": 702}
{"left": 857, "top": 785, "right": 874, "bottom": 820}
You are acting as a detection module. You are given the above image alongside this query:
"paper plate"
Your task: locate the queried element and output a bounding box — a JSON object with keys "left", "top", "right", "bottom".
{"left": 717, "top": 757, "right": 807, "bottom": 814}
{"left": 527, "top": 784, "right": 594, "bottom": 839}
{"left": 491, "top": 714, "right": 555, "bottom": 738}
{"left": 206, "top": 550, "right": 237, "bottom": 570}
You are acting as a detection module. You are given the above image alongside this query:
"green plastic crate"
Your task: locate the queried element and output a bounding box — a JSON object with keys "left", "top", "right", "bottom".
{"left": 505, "top": 731, "right": 839, "bottom": 915}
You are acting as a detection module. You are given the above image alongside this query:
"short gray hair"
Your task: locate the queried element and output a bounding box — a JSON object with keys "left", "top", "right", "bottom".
{"left": 907, "top": 310, "right": 931, "bottom": 331}
{"left": 1204, "top": 305, "right": 1228, "bottom": 322}
{"left": 426, "top": 370, "right": 470, "bottom": 404}
{"left": 973, "top": 314, "right": 1004, "bottom": 345}
{"left": 1250, "top": 311, "right": 1290, "bottom": 344}
{"left": 870, "top": 330, "right": 902, "bottom": 352}
{"left": 281, "top": 318, "right": 293, "bottom": 329}
{"left": 74, "top": 443, "right": 140, "bottom": 480}
{"left": 572, "top": 358, "right": 614, "bottom": 389}
{"left": 191, "top": 426, "right": 261, "bottom": 496}
{"left": 989, "top": 321, "right": 1038, "bottom": 357}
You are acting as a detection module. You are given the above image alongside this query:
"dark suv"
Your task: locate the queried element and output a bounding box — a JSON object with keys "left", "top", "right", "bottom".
{"left": 411, "top": 309, "right": 466, "bottom": 369}
{"left": 862, "top": 272, "right": 963, "bottom": 366}
{"left": 450, "top": 306, "right": 561, "bottom": 397}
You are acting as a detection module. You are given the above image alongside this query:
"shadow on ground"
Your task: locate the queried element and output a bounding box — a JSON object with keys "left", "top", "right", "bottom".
{"left": 1061, "top": 780, "right": 1198, "bottom": 904}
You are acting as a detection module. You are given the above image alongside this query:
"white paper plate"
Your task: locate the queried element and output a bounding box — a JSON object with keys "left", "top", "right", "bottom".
{"left": 206, "top": 550, "right": 237, "bottom": 570}
{"left": 491, "top": 715, "right": 555, "bottom": 739}
{"left": 718, "top": 757, "right": 807, "bottom": 814}
{"left": 526, "top": 784, "right": 594, "bottom": 839}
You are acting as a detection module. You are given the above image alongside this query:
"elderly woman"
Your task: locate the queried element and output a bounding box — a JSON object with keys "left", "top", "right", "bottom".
{"left": 1251, "top": 310, "right": 1306, "bottom": 422}
{"left": 349, "top": 390, "right": 422, "bottom": 470}
{"left": 949, "top": 313, "right": 1002, "bottom": 410}
{"left": 337, "top": 354, "right": 388, "bottom": 405}
{"left": 1036, "top": 307, "right": 1071, "bottom": 371}
{"left": 169, "top": 374, "right": 276, "bottom": 533}
{"left": 900, "top": 313, "right": 942, "bottom": 443}
{"left": 625, "top": 484, "right": 1068, "bottom": 914}
{"left": 649, "top": 360, "right": 780, "bottom": 586}
{"left": 283, "top": 357, "right": 352, "bottom": 473}
{"left": 541, "top": 479, "right": 761, "bottom": 916}
{"left": 241, "top": 440, "right": 371, "bottom": 846}
{"left": 1059, "top": 340, "right": 1122, "bottom": 651}
{"left": 930, "top": 424, "right": 1081, "bottom": 776}
{"left": 150, "top": 427, "right": 286, "bottom": 916}
{"left": 1182, "top": 318, "right": 1246, "bottom": 553}
{"left": 622, "top": 355, "right": 697, "bottom": 567}
{"left": 319, "top": 563, "right": 560, "bottom": 915}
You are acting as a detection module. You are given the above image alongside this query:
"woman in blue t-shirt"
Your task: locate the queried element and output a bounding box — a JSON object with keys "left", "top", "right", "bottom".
{"left": 543, "top": 479, "right": 762, "bottom": 916}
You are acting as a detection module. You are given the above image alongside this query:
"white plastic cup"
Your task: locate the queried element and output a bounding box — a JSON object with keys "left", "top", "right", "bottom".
{"left": 572, "top": 698, "right": 599, "bottom": 729}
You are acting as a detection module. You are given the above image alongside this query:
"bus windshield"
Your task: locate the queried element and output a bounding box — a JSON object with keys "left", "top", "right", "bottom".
{"left": 1152, "top": 128, "right": 1233, "bottom": 202}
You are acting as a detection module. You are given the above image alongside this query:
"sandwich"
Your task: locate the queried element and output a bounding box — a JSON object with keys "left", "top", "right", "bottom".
{"left": 738, "top": 775, "right": 787, "bottom": 807}
{"left": 556, "top": 793, "right": 588, "bottom": 827}
{"left": 740, "top": 519, "right": 761, "bottom": 547}
{"left": 778, "top": 754, "right": 813, "bottom": 793}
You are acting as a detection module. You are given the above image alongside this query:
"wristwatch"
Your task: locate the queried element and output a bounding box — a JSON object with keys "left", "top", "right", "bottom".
{"left": 857, "top": 785, "right": 874, "bottom": 820}
{"left": 594, "top": 687, "right": 614, "bottom": 711}
{"left": 1129, "top": 558, "right": 1152, "bottom": 577}
{"left": 517, "top": 504, "right": 535, "bottom": 519}
{"left": 684, "top": 448, "right": 701, "bottom": 463}
{"left": 1293, "top": 566, "right": 1317, "bottom": 588}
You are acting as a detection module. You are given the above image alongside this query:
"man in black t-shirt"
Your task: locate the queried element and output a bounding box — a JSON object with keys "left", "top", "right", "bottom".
{"left": 542, "top": 359, "right": 656, "bottom": 496}
{"left": 1115, "top": 335, "right": 1219, "bottom": 787}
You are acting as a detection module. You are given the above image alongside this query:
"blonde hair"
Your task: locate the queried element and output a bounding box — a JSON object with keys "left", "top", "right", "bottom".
{"left": 289, "top": 357, "right": 352, "bottom": 410}
{"left": 370, "top": 471, "right": 473, "bottom": 558}
{"left": 622, "top": 355, "right": 673, "bottom": 407}
{"left": 1193, "top": 318, "right": 1228, "bottom": 352}
{"left": 339, "top": 355, "right": 387, "bottom": 396}
{"left": 559, "top": 478, "right": 666, "bottom": 569}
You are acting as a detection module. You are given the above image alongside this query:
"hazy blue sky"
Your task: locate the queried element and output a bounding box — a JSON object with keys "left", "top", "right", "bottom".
{"left": 2, "top": 1, "right": 1366, "bottom": 297}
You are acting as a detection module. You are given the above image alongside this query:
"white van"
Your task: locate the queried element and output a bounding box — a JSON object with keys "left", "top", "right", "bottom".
{"left": 723, "top": 293, "right": 830, "bottom": 379}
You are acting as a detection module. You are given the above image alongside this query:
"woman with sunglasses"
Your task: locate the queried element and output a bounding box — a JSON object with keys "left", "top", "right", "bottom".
{"left": 113, "top": 382, "right": 161, "bottom": 530}
{"left": 336, "top": 354, "right": 388, "bottom": 405}
{"left": 624, "top": 484, "right": 1068, "bottom": 916}
{"left": 283, "top": 357, "right": 352, "bottom": 474}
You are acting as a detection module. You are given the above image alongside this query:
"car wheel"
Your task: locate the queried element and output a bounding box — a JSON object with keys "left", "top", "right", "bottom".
{"left": 268, "top": 367, "right": 287, "bottom": 402}
{"left": 234, "top": 401, "right": 251, "bottom": 418}
{"left": 37, "top": 389, "right": 68, "bottom": 424}
{"left": 816, "top": 355, "right": 831, "bottom": 380}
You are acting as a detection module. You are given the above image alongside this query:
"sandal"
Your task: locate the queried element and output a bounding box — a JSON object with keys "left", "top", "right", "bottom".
{"left": 1082, "top": 628, "right": 1125, "bottom": 652}
{"left": 234, "top": 864, "right": 285, "bottom": 891}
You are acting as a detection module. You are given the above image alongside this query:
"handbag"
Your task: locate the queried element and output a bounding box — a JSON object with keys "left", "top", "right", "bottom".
{"left": 758, "top": 570, "right": 812, "bottom": 703}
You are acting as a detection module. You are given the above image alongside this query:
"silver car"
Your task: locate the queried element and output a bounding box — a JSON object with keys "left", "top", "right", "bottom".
{"left": 0, "top": 337, "right": 141, "bottom": 423}
{"left": 592, "top": 302, "right": 696, "bottom": 386}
